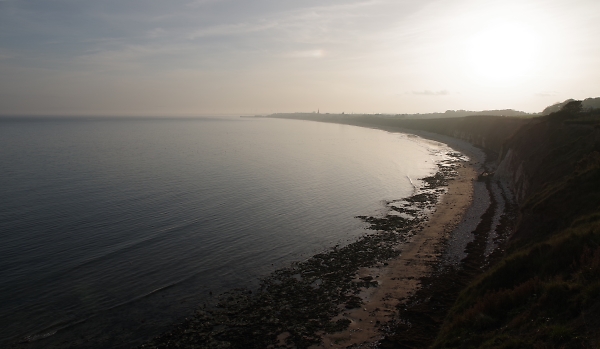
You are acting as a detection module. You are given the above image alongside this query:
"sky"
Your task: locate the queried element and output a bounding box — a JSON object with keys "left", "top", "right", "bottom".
{"left": 0, "top": 0, "right": 599, "bottom": 116}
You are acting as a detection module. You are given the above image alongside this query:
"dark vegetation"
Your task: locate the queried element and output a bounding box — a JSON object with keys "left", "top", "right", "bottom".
{"left": 432, "top": 102, "right": 600, "bottom": 348}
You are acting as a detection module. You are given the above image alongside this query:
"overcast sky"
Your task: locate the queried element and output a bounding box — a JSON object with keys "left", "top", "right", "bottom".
{"left": 1, "top": 0, "right": 599, "bottom": 116}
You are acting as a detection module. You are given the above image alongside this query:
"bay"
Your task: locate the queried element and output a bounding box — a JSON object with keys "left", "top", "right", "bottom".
{"left": 0, "top": 116, "right": 443, "bottom": 348}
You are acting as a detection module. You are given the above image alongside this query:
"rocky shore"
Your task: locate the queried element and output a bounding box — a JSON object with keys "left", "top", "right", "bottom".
{"left": 139, "top": 126, "right": 501, "bottom": 349}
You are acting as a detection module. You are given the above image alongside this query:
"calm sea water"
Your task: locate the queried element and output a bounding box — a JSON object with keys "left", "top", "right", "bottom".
{"left": 0, "top": 116, "right": 444, "bottom": 348}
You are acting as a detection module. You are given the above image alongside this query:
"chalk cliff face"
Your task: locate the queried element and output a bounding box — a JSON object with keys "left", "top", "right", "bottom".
{"left": 496, "top": 113, "right": 599, "bottom": 193}
{"left": 494, "top": 148, "right": 529, "bottom": 203}
{"left": 498, "top": 118, "right": 600, "bottom": 242}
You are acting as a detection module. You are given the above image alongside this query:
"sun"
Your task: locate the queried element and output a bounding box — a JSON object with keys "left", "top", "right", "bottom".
{"left": 466, "top": 23, "right": 538, "bottom": 83}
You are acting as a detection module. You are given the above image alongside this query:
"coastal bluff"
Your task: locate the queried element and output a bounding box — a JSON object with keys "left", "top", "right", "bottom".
{"left": 271, "top": 103, "right": 600, "bottom": 348}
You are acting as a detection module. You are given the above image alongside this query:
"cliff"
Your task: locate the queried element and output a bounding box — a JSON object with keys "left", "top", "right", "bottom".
{"left": 375, "top": 104, "right": 600, "bottom": 347}
{"left": 431, "top": 104, "right": 600, "bottom": 348}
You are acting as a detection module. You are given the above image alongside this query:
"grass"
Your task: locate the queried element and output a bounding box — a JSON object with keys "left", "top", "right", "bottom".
{"left": 432, "top": 106, "right": 600, "bottom": 348}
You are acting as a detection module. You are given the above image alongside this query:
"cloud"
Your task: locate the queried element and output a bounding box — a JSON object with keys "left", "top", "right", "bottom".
{"left": 412, "top": 90, "right": 449, "bottom": 96}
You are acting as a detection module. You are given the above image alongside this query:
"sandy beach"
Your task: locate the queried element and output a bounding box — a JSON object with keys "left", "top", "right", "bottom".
{"left": 314, "top": 142, "right": 481, "bottom": 348}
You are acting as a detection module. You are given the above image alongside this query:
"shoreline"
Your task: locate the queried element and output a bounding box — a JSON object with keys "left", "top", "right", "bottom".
{"left": 269, "top": 116, "right": 493, "bottom": 348}
{"left": 315, "top": 160, "right": 479, "bottom": 348}
{"left": 295, "top": 118, "right": 511, "bottom": 348}
{"left": 141, "top": 120, "right": 492, "bottom": 348}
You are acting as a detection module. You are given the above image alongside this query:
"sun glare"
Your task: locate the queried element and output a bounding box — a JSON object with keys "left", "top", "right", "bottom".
{"left": 466, "top": 23, "right": 538, "bottom": 83}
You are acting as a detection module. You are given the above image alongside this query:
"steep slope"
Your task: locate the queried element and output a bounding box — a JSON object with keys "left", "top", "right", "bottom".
{"left": 432, "top": 104, "right": 600, "bottom": 348}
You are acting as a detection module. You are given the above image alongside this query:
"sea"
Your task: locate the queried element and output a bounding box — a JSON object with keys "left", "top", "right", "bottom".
{"left": 0, "top": 116, "right": 449, "bottom": 348}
